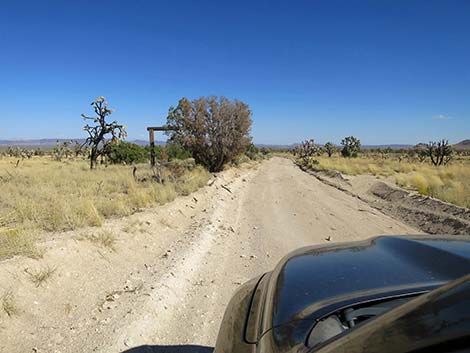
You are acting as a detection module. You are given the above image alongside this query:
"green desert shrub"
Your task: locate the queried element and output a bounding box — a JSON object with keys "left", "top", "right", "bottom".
{"left": 106, "top": 142, "right": 148, "bottom": 164}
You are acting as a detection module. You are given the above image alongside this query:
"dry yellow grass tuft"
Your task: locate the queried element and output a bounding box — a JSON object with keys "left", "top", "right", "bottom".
{"left": 1, "top": 290, "right": 18, "bottom": 317}
{"left": 80, "top": 231, "right": 117, "bottom": 251}
{"left": 395, "top": 164, "right": 470, "bottom": 208}
{"left": 122, "top": 219, "right": 144, "bottom": 233}
{"left": 0, "top": 157, "right": 210, "bottom": 260}
{"left": 314, "top": 156, "right": 470, "bottom": 209}
{"left": 0, "top": 228, "right": 42, "bottom": 260}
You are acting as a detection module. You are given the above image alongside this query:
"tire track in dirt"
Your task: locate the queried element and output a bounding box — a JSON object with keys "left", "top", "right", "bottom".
{"left": 110, "top": 157, "right": 419, "bottom": 352}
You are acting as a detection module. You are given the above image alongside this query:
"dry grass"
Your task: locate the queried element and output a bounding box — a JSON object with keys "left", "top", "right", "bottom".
{"left": 0, "top": 157, "right": 210, "bottom": 260}
{"left": 175, "top": 166, "right": 212, "bottom": 196}
{"left": 0, "top": 228, "right": 42, "bottom": 260}
{"left": 80, "top": 231, "right": 117, "bottom": 251}
{"left": 313, "top": 156, "right": 470, "bottom": 209}
{"left": 122, "top": 219, "right": 144, "bottom": 233}
{"left": 159, "top": 217, "right": 173, "bottom": 229}
{"left": 25, "top": 265, "right": 56, "bottom": 287}
{"left": 395, "top": 165, "right": 470, "bottom": 208}
{"left": 1, "top": 290, "right": 18, "bottom": 317}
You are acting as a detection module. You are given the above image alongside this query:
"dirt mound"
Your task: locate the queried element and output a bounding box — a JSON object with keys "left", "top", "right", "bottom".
{"left": 369, "top": 182, "right": 470, "bottom": 235}
{"left": 300, "top": 165, "right": 470, "bottom": 236}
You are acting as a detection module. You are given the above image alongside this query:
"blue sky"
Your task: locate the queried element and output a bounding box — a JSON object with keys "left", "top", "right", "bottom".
{"left": 0, "top": 0, "right": 469, "bottom": 145}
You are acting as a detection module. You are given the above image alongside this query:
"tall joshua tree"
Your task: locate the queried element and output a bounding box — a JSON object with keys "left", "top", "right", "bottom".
{"left": 82, "top": 96, "right": 127, "bottom": 169}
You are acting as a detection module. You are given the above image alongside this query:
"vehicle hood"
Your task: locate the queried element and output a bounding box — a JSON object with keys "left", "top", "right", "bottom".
{"left": 313, "top": 274, "right": 470, "bottom": 353}
{"left": 266, "top": 236, "right": 470, "bottom": 329}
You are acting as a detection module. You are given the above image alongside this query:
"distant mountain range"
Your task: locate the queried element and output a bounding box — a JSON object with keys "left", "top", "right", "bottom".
{"left": 454, "top": 139, "right": 470, "bottom": 150}
{"left": 1, "top": 139, "right": 469, "bottom": 151}
{"left": 0, "top": 138, "right": 164, "bottom": 149}
{"left": 361, "top": 144, "right": 413, "bottom": 150}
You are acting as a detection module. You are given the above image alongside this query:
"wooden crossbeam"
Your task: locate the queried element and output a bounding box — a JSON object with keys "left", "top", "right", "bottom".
{"left": 146, "top": 126, "right": 173, "bottom": 131}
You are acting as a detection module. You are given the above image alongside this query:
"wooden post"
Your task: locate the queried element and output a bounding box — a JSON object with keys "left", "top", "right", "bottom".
{"left": 146, "top": 125, "right": 178, "bottom": 167}
{"left": 148, "top": 128, "right": 155, "bottom": 166}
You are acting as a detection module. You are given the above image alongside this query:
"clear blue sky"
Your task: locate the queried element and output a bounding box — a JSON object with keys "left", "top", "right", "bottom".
{"left": 1, "top": 0, "right": 469, "bottom": 145}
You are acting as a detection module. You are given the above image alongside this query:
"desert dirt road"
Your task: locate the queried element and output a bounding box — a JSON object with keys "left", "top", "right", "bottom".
{"left": 0, "top": 157, "right": 418, "bottom": 353}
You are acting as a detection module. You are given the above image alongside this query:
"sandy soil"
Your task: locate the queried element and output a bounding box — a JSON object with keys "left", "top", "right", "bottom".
{"left": 0, "top": 157, "right": 419, "bottom": 353}
{"left": 305, "top": 168, "right": 470, "bottom": 235}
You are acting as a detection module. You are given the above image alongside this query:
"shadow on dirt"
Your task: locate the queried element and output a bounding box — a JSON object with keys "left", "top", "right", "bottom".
{"left": 121, "top": 345, "right": 214, "bottom": 353}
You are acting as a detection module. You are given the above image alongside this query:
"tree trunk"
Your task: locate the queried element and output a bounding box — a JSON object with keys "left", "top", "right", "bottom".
{"left": 90, "top": 148, "right": 97, "bottom": 169}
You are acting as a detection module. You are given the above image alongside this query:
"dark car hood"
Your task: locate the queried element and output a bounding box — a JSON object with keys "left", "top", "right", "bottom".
{"left": 266, "top": 236, "right": 470, "bottom": 330}
{"left": 313, "top": 274, "right": 470, "bottom": 353}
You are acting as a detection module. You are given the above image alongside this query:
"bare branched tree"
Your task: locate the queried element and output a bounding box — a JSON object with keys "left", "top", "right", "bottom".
{"left": 426, "top": 139, "right": 454, "bottom": 166}
{"left": 81, "top": 96, "right": 127, "bottom": 169}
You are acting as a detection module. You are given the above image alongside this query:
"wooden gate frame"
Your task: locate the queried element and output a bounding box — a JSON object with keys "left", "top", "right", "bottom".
{"left": 146, "top": 126, "right": 176, "bottom": 166}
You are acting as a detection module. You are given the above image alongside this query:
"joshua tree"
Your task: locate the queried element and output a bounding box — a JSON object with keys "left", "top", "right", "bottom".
{"left": 6, "top": 147, "right": 33, "bottom": 159}
{"left": 324, "top": 142, "right": 336, "bottom": 157}
{"left": 81, "top": 96, "right": 127, "bottom": 169}
{"left": 426, "top": 139, "right": 453, "bottom": 166}
{"left": 341, "top": 136, "right": 361, "bottom": 158}
{"left": 294, "top": 139, "right": 321, "bottom": 165}
{"left": 53, "top": 140, "right": 72, "bottom": 161}
{"left": 72, "top": 140, "right": 84, "bottom": 158}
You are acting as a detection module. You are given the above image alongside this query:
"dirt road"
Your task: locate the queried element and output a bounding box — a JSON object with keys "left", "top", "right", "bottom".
{"left": 0, "top": 157, "right": 418, "bottom": 353}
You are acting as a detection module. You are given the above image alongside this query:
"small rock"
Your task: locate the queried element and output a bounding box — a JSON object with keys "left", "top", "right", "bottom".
{"left": 124, "top": 338, "right": 133, "bottom": 347}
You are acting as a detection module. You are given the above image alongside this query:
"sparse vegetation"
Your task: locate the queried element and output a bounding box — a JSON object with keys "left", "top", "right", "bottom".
{"left": 81, "top": 231, "right": 117, "bottom": 251}
{"left": 6, "top": 146, "right": 34, "bottom": 159}
{"left": 122, "top": 219, "right": 145, "bottom": 233}
{"left": 302, "top": 154, "right": 470, "bottom": 208}
{"left": 0, "top": 157, "right": 210, "bottom": 260}
{"left": 1, "top": 290, "right": 18, "bottom": 317}
{"left": 0, "top": 228, "right": 42, "bottom": 260}
{"left": 25, "top": 265, "right": 56, "bottom": 287}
